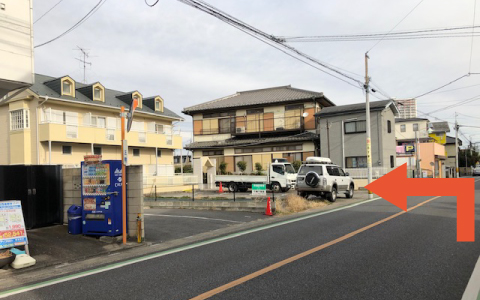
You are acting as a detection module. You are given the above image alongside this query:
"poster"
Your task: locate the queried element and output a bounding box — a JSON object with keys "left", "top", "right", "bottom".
{"left": 0, "top": 200, "right": 28, "bottom": 249}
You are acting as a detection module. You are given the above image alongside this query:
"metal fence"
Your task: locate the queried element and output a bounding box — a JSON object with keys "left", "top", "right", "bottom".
{"left": 344, "top": 167, "right": 390, "bottom": 179}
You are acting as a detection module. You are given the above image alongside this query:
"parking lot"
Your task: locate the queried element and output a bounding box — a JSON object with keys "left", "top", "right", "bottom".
{"left": 144, "top": 208, "right": 269, "bottom": 244}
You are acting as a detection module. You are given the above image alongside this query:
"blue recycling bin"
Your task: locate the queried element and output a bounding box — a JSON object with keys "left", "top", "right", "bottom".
{"left": 67, "top": 205, "right": 83, "bottom": 235}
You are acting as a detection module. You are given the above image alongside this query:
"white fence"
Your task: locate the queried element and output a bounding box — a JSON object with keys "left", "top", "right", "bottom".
{"left": 345, "top": 167, "right": 389, "bottom": 179}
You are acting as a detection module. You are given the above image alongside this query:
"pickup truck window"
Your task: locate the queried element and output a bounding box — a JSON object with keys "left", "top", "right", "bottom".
{"left": 272, "top": 165, "right": 284, "bottom": 175}
{"left": 298, "top": 166, "right": 323, "bottom": 175}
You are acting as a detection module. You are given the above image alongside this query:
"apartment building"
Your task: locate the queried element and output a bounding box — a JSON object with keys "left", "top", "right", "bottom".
{"left": 183, "top": 85, "right": 335, "bottom": 174}
{"left": 0, "top": 74, "right": 183, "bottom": 167}
{"left": 395, "top": 98, "right": 417, "bottom": 119}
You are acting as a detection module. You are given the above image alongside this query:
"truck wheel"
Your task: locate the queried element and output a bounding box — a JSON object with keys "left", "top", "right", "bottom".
{"left": 228, "top": 183, "right": 238, "bottom": 192}
{"left": 346, "top": 184, "right": 354, "bottom": 199}
{"left": 327, "top": 186, "right": 337, "bottom": 202}
{"left": 271, "top": 182, "right": 281, "bottom": 193}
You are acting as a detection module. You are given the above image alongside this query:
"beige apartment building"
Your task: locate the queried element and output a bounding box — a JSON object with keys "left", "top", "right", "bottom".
{"left": 0, "top": 74, "right": 182, "bottom": 167}
{"left": 183, "top": 85, "right": 335, "bottom": 174}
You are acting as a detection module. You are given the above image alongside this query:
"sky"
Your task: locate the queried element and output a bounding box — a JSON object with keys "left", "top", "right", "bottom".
{"left": 32, "top": 0, "right": 480, "bottom": 149}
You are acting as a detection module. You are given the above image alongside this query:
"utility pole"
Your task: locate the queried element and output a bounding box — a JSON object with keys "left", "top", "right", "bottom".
{"left": 75, "top": 46, "right": 92, "bottom": 83}
{"left": 415, "top": 130, "right": 420, "bottom": 177}
{"left": 327, "top": 120, "right": 331, "bottom": 158}
{"left": 365, "top": 52, "right": 373, "bottom": 199}
{"left": 455, "top": 112, "right": 459, "bottom": 178}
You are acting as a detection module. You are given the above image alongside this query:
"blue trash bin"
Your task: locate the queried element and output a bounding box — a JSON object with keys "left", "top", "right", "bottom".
{"left": 67, "top": 205, "right": 83, "bottom": 235}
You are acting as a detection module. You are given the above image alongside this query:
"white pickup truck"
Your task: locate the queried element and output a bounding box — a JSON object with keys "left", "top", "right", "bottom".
{"left": 215, "top": 162, "right": 297, "bottom": 193}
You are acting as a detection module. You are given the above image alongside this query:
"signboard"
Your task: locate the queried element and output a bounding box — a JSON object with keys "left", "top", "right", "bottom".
{"left": 429, "top": 133, "right": 447, "bottom": 145}
{"left": 0, "top": 200, "right": 28, "bottom": 249}
{"left": 252, "top": 184, "right": 266, "bottom": 196}
{"left": 405, "top": 144, "right": 415, "bottom": 153}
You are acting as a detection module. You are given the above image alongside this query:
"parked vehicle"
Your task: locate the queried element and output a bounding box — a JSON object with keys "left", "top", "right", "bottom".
{"left": 473, "top": 167, "right": 480, "bottom": 176}
{"left": 295, "top": 157, "right": 354, "bottom": 202}
{"left": 215, "top": 162, "right": 297, "bottom": 192}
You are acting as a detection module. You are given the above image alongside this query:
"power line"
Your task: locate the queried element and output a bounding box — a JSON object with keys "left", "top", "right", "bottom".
{"left": 469, "top": 0, "right": 478, "bottom": 73}
{"left": 34, "top": 0, "right": 65, "bottom": 24}
{"left": 35, "top": 0, "right": 106, "bottom": 48}
{"left": 413, "top": 74, "right": 471, "bottom": 98}
{"left": 368, "top": 0, "right": 425, "bottom": 52}
{"left": 145, "top": 0, "right": 160, "bottom": 6}
{"left": 176, "top": 0, "right": 364, "bottom": 88}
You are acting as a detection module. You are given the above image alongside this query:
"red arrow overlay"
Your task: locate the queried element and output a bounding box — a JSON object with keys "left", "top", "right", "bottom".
{"left": 365, "top": 163, "right": 475, "bottom": 242}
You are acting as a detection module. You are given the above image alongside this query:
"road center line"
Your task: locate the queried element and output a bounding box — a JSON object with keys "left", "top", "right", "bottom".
{"left": 190, "top": 196, "right": 442, "bottom": 300}
{"left": 144, "top": 214, "right": 244, "bottom": 223}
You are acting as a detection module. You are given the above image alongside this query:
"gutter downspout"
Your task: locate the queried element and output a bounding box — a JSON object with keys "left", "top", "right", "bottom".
{"left": 36, "top": 96, "right": 49, "bottom": 164}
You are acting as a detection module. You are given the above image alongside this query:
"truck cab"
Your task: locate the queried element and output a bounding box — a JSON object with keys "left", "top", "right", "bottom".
{"left": 269, "top": 161, "right": 297, "bottom": 192}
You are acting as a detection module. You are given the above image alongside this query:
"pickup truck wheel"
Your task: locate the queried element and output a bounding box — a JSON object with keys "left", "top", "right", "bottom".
{"left": 271, "top": 182, "right": 281, "bottom": 193}
{"left": 228, "top": 183, "right": 238, "bottom": 192}
{"left": 346, "top": 185, "right": 354, "bottom": 198}
{"left": 327, "top": 187, "right": 337, "bottom": 202}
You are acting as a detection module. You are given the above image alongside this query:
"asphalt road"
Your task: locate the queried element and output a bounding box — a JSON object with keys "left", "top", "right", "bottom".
{"left": 144, "top": 208, "right": 269, "bottom": 244}
{"left": 3, "top": 178, "right": 480, "bottom": 299}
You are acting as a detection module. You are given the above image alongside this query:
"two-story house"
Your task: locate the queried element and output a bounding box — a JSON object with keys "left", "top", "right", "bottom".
{"left": 0, "top": 74, "right": 183, "bottom": 169}
{"left": 316, "top": 100, "right": 398, "bottom": 173}
{"left": 183, "top": 85, "right": 335, "bottom": 174}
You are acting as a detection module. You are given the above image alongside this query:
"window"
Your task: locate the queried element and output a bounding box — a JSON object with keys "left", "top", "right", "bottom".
{"left": 344, "top": 120, "right": 366, "bottom": 134}
{"left": 203, "top": 150, "right": 224, "bottom": 156}
{"left": 246, "top": 108, "right": 264, "bottom": 115}
{"left": 62, "top": 145, "right": 72, "bottom": 155}
{"left": 387, "top": 120, "right": 392, "bottom": 133}
{"left": 326, "top": 166, "right": 340, "bottom": 176}
{"left": 272, "top": 165, "right": 285, "bottom": 175}
{"left": 203, "top": 111, "right": 235, "bottom": 119}
{"left": 106, "top": 129, "right": 115, "bottom": 141}
{"left": 156, "top": 124, "right": 164, "bottom": 134}
{"left": 155, "top": 100, "right": 160, "bottom": 110}
{"left": 94, "top": 147, "right": 102, "bottom": 155}
{"left": 390, "top": 155, "right": 395, "bottom": 168}
{"left": 282, "top": 152, "right": 302, "bottom": 162}
{"left": 285, "top": 104, "right": 304, "bottom": 111}
{"left": 346, "top": 156, "right": 367, "bottom": 168}
{"left": 156, "top": 149, "right": 162, "bottom": 157}
{"left": 133, "top": 149, "right": 140, "bottom": 156}
{"left": 10, "top": 109, "right": 29, "bottom": 130}
{"left": 338, "top": 168, "right": 346, "bottom": 176}
{"left": 400, "top": 124, "right": 406, "bottom": 132}
{"left": 298, "top": 165, "right": 323, "bottom": 175}
{"left": 93, "top": 87, "right": 102, "bottom": 101}
{"left": 219, "top": 118, "right": 231, "bottom": 134}
{"left": 92, "top": 116, "right": 106, "bottom": 128}
{"left": 413, "top": 123, "right": 419, "bottom": 131}
{"left": 62, "top": 81, "right": 72, "bottom": 95}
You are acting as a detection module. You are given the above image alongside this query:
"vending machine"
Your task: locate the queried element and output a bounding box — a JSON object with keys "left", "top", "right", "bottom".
{"left": 81, "top": 158, "right": 124, "bottom": 236}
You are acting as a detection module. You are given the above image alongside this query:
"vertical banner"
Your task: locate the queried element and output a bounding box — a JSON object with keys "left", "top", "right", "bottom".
{"left": 0, "top": 200, "right": 28, "bottom": 249}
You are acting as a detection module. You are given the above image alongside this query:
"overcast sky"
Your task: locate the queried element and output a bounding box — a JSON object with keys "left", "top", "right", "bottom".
{"left": 32, "top": 0, "right": 480, "bottom": 147}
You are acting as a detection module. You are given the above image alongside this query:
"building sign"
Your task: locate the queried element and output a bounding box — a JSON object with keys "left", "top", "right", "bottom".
{"left": 252, "top": 184, "right": 266, "bottom": 196}
{"left": 429, "top": 133, "right": 446, "bottom": 145}
{"left": 405, "top": 144, "right": 415, "bottom": 153}
{"left": 0, "top": 200, "right": 28, "bottom": 249}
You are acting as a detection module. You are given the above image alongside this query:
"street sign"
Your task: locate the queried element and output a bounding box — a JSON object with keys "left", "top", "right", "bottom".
{"left": 122, "top": 140, "right": 128, "bottom": 166}
{"left": 0, "top": 200, "right": 28, "bottom": 249}
{"left": 365, "top": 163, "right": 475, "bottom": 242}
{"left": 252, "top": 184, "right": 266, "bottom": 196}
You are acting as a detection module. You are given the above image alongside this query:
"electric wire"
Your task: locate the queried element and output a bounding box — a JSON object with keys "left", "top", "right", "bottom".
{"left": 413, "top": 74, "right": 471, "bottom": 98}
{"left": 145, "top": 0, "right": 160, "bottom": 7}
{"left": 368, "top": 0, "right": 425, "bottom": 52}
{"left": 34, "top": 0, "right": 65, "bottom": 24}
{"left": 35, "top": 0, "right": 106, "bottom": 48}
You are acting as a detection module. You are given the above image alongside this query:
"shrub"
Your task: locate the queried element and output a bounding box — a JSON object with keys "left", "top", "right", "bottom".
{"left": 182, "top": 164, "right": 193, "bottom": 173}
{"left": 276, "top": 194, "right": 329, "bottom": 214}
{"left": 219, "top": 161, "right": 228, "bottom": 175}
{"left": 237, "top": 161, "right": 247, "bottom": 173}
{"left": 292, "top": 160, "right": 302, "bottom": 172}
{"left": 175, "top": 166, "right": 181, "bottom": 173}
{"left": 255, "top": 162, "right": 263, "bottom": 175}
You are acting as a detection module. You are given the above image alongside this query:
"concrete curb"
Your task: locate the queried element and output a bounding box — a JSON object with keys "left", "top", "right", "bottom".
{"left": 145, "top": 199, "right": 267, "bottom": 212}
{"left": 462, "top": 255, "right": 480, "bottom": 300}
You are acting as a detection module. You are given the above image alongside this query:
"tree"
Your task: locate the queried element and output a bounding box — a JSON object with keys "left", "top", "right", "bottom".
{"left": 237, "top": 161, "right": 247, "bottom": 173}
{"left": 254, "top": 162, "right": 263, "bottom": 175}
{"left": 292, "top": 160, "right": 302, "bottom": 172}
{"left": 219, "top": 161, "right": 228, "bottom": 175}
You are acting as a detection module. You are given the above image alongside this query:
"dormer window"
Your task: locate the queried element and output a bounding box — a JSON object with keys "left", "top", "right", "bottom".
{"left": 132, "top": 92, "right": 142, "bottom": 109}
{"left": 63, "top": 81, "right": 71, "bottom": 95}
{"left": 94, "top": 87, "right": 101, "bottom": 100}
{"left": 61, "top": 77, "right": 75, "bottom": 97}
{"left": 155, "top": 100, "right": 160, "bottom": 110}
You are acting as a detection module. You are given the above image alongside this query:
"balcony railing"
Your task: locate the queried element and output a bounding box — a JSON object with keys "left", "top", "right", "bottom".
{"left": 195, "top": 114, "right": 309, "bottom": 136}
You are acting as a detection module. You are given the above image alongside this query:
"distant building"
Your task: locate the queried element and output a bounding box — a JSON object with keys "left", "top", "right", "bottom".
{"left": 395, "top": 99, "right": 417, "bottom": 119}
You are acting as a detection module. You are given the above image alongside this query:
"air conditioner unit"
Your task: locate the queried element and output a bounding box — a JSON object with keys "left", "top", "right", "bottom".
{"left": 236, "top": 127, "right": 245, "bottom": 133}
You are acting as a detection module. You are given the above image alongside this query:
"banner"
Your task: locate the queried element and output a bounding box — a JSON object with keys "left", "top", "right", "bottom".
{"left": 0, "top": 200, "right": 28, "bottom": 249}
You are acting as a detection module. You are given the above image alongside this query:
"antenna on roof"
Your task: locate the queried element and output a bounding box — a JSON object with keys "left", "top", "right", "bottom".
{"left": 74, "top": 46, "right": 92, "bottom": 83}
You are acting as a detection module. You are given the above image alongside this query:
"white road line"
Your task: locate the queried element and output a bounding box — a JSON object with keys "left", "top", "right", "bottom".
{"left": 0, "top": 197, "right": 381, "bottom": 298}
{"left": 461, "top": 255, "right": 480, "bottom": 300}
{"left": 144, "top": 214, "right": 244, "bottom": 223}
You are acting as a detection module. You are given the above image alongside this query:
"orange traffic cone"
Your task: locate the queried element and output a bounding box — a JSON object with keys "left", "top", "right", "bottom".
{"left": 218, "top": 182, "right": 223, "bottom": 193}
{"left": 264, "top": 197, "right": 273, "bottom": 216}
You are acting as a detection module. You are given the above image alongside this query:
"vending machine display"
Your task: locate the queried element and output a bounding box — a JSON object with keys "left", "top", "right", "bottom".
{"left": 81, "top": 159, "right": 124, "bottom": 236}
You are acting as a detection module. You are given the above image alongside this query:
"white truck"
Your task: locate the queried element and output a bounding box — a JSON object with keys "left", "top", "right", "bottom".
{"left": 215, "top": 162, "right": 297, "bottom": 193}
